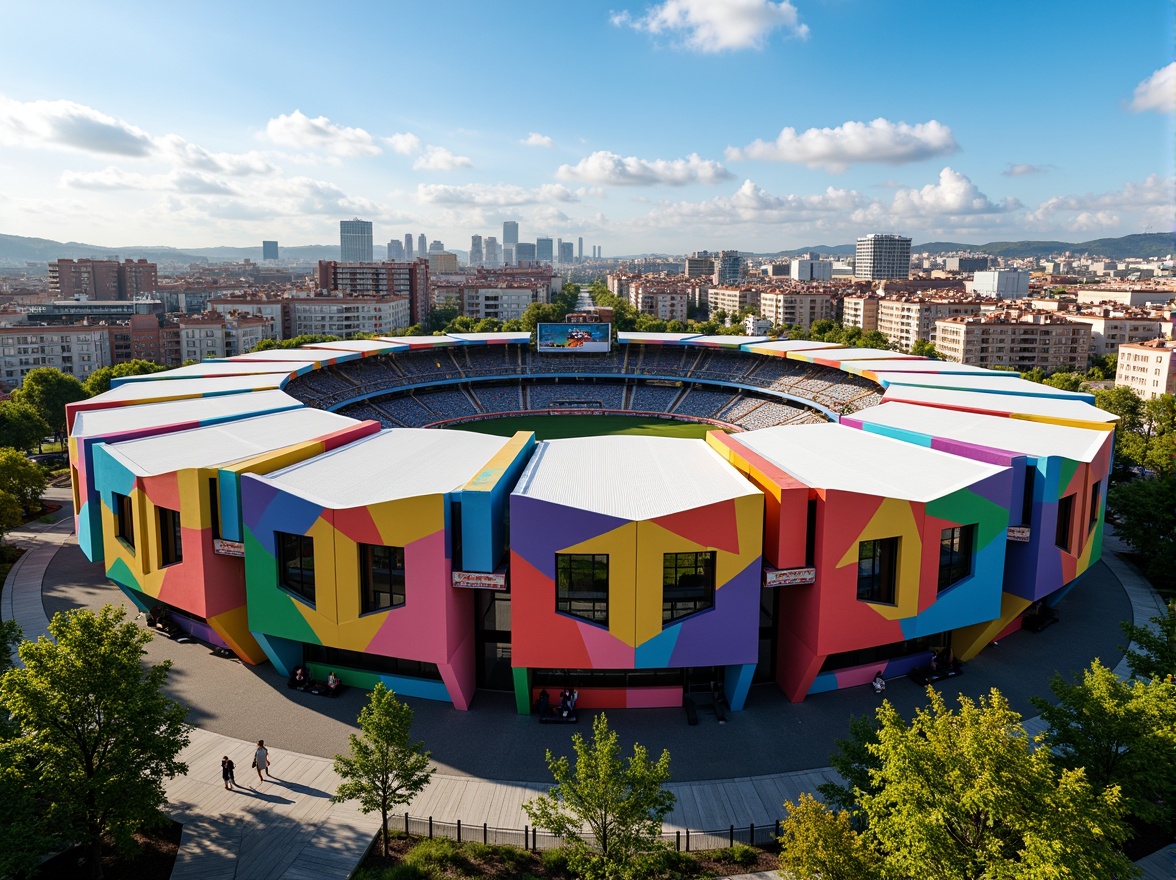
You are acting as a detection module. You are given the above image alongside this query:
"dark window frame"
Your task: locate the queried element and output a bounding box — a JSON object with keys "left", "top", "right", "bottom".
{"left": 857, "top": 537, "right": 899, "bottom": 605}
{"left": 277, "top": 531, "right": 316, "bottom": 605}
{"left": 1055, "top": 494, "right": 1075, "bottom": 552}
{"left": 114, "top": 492, "right": 135, "bottom": 551}
{"left": 360, "top": 543, "right": 406, "bottom": 614}
{"left": 662, "top": 551, "right": 716, "bottom": 624}
{"left": 937, "top": 525, "right": 975, "bottom": 593}
{"left": 1088, "top": 481, "right": 1101, "bottom": 532}
{"left": 555, "top": 553, "right": 609, "bottom": 626}
{"left": 158, "top": 505, "right": 183, "bottom": 567}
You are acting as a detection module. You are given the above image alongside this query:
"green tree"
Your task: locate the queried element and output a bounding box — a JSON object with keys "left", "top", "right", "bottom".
{"left": 524, "top": 713, "right": 674, "bottom": 880}
{"left": 858, "top": 330, "right": 892, "bottom": 351}
{"left": 11, "top": 367, "right": 87, "bottom": 442}
{"left": 1021, "top": 367, "right": 1047, "bottom": 384}
{"left": 1107, "top": 475, "right": 1176, "bottom": 590}
{"left": 0, "top": 400, "right": 50, "bottom": 452}
{"left": 859, "top": 688, "right": 1133, "bottom": 879}
{"left": 1032, "top": 659, "right": 1176, "bottom": 831}
{"left": 1120, "top": 600, "right": 1176, "bottom": 682}
{"left": 0, "top": 447, "right": 48, "bottom": 514}
{"left": 0, "top": 606, "right": 189, "bottom": 879}
{"left": 1043, "top": 371, "right": 1085, "bottom": 392}
{"left": 82, "top": 360, "right": 168, "bottom": 397}
{"left": 909, "top": 338, "right": 940, "bottom": 359}
{"left": 331, "top": 683, "right": 433, "bottom": 857}
{"left": 817, "top": 714, "right": 881, "bottom": 821}
{"left": 777, "top": 793, "right": 878, "bottom": 880}
{"left": 1096, "top": 385, "right": 1146, "bottom": 475}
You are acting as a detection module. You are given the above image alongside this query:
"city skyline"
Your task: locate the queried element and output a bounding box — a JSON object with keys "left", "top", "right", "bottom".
{"left": 0, "top": 1, "right": 1171, "bottom": 254}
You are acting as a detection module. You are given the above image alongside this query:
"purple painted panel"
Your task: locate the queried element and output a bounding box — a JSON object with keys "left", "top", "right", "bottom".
{"left": 510, "top": 497, "right": 629, "bottom": 580}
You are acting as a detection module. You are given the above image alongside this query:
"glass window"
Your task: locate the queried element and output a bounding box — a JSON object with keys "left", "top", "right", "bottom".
{"left": 857, "top": 538, "right": 898, "bottom": 605}
{"left": 662, "top": 551, "right": 716, "bottom": 624}
{"left": 360, "top": 544, "right": 406, "bottom": 613}
{"left": 158, "top": 506, "right": 182, "bottom": 567}
{"left": 114, "top": 492, "right": 134, "bottom": 551}
{"left": 938, "top": 525, "right": 975, "bottom": 592}
{"left": 1088, "top": 481, "right": 1101, "bottom": 532}
{"left": 277, "top": 532, "right": 315, "bottom": 604}
{"left": 555, "top": 553, "right": 609, "bottom": 626}
{"left": 1055, "top": 494, "right": 1075, "bottom": 552}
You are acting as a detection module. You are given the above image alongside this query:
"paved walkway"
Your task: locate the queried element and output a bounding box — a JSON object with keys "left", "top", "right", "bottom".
{"left": 2, "top": 494, "right": 1170, "bottom": 878}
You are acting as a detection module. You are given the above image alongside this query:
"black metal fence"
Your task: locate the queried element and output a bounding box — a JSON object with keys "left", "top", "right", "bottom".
{"left": 390, "top": 812, "right": 781, "bottom": 853}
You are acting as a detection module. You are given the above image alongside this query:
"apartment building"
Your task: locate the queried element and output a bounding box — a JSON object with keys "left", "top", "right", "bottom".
{"left": 288, "top": 296, "right": 410, "bottom": 338}
{"left": 1065, "top": 310, "right": 1164, "bottom": 357}
{"left": 629, "top": 284, "right": 688, "bottom": 322}
{"left": 128, "top": 313, "right": 181, "bottom": 367}
{"left": 935, "top": 311, "right": 1091, "bottom": 372}
{"left": 1116, "top": 339, "right": 1176, "bottom": 400}
{"left": 842, "top": 294, "right": 880, "bottom": 332}
{"left": 708, "top": 286, "right": 760, "bottom": 319}
{"left": 854, "top": 234, "right": 911, "bottom": 280}
{"left": 208, "top": 297, "right": 290, "bottom": 341}
{"left": 176, "top": 313, "right": 277, "bottom": 362}
{"left": 0, "top": 325, "right": 112, "bottom": 386}
{"left": 49, "top": 258, "right": 158, "bottom": 301}
{"left": 758, "top": 288, "right": 838, "bottom": 331}
{"left": 971, "top": 268, "right": 1030, "bottom": 299}
{"left": 875, "top": 297, "right": 985, "bottom": 352}
{"left": 316, "top": 260, "right": 430, "bottom": 326}
{"left": 684, "top": 254, "right": 715, "bottom": 279}
{"left": 432, "top": 286, "right": 539, "bottom": 322}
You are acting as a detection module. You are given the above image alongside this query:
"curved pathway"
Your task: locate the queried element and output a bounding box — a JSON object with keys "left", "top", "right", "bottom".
{"left": 3, "top": 488, "right": 1168, "bottom": 878}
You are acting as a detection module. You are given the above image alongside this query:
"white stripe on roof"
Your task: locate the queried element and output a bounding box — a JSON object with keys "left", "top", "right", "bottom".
{"left": 88, "top": 373, "right": 288, "bottom": 403}
{"left": 880, "top": 383, "right": 1117, "bottom": 424}
{"left": 72, "top": 390, "right": 302, "bottom": 438}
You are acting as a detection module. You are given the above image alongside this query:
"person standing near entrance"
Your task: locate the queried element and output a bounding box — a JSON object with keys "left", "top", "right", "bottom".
{"left": 221, "top": 756, "right": 236, "bottom": 789}
{"left": 254, "top": 740, "right": 270, "bottom": 782}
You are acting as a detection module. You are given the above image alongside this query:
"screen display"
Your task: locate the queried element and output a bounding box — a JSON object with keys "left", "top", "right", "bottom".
{"left": 537, "top": 323, "right": 612, "bottom": 353}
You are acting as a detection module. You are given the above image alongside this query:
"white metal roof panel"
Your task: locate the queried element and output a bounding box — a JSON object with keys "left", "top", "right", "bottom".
{"left": 87, "top": 373, "right": 288, "bottom": 403}
{"left": 512, "top": 435, "right": 760, "bottom": 519}
{"left": 103, "top": 409, "right": 356, "bottom": 476}
{"left": 618, "top": 332, "right": 702, "bottom": 344}
{"left": 807, "top": 348, "right": 923, "bottom": 363}
{"left": 255, "top": 428, "right": 512, "bottom": 506}
{"left": 228, "top": 349, "right": 359, "bottom": 364}
{"left": 846, "top": 359, "right": 1008, "bottom": 374}
{"left": 879, "top": 383, "right": 1117, "bottom": 424}
{"left": 72, "top": 390, "right": 302, "bottom": 438}
{"left": 303, "top": 339, "right": 409, "bottom": 354}
{"left": 741, "top": 340, "right": 844, "bottom": 353}
{"left": 870, "top": 371, "right": 1093, "bottom": 400}
{"left": 112, "top": 361, "right": 305, "bottom": 383}
{"left": 730, "top": 423, "right": 1008, "bottom": 502}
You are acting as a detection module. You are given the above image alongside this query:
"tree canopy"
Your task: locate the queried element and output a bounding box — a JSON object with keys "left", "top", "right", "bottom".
{"left": 524, "top": 713, "right": 674, "bottom": 880}
{"left": 0, "top": 606, "right": 189, "bottom": 879}
{"left": 0, "top": 400, "right": 51, "bottom": 452}
{"left": 1120, "top": 600, "right": 1176, "bottom": 682}
{"left": 82, "top": 360, "right": 168, "bottom": 396}
{"left": 11, "top": 367, "right": 87, "bottom": 440}
{"left": 0, "top": 446, "right": 48, "bottom": 514}
{"left": 1108, "top": 474, "right": 1176, "bottom": 590}
{"left": 331, "top": 683, "right": 433, "bottom": 857}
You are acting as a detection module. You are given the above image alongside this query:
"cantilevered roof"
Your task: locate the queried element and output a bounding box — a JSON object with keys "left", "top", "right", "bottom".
{"left": 869, "top": 371, "right": 1095, "bottom": 403}
{"left": 728, "top": 423, "right": 1008, "bottom": 502}
{"left": 789, "top": 347, "right": 922, "bottom": 365}
{"left": 850, "top": 402, "right": 1110, "bottom": 463}
{"left": 445, "top": 332, "right": 532, "bottom": 345}
{"left": 303, "top": 339, "right": 409, "bottom": 355}
{"left": 111, "top": 360, "right": 309, "bottom": 385}
{"left": 740, "top": 340, "right": 844, "bottom": 356}
{"left": 513, "top": 435, "right": 760, "bottom": 519}
{"left": 72, "top": 389, "right": 302, "bottom": 439}
{"left": 618, "top": 332, "right": 701, "bottom": 345}
{"left": 376, "top": 335, "right": 456, "bottom": 349}
{"left": 254, "top": 428, "right": 513, "bottom": 507}
{"left": 228, "top": 349, "right": 361, "bottom": 365}
{"left": 102, "top": 409, "right": 357, "bottom": 476}
{"left": 82, "top": 373, "right": 289, "bottom": 405}
{"left": 880, "top": 383, "right": 1117, "bottom": 429}
{"left": 840, "top": 359, "right": 1010, "bottom": 377}
{"left": 684, "top": 335, "right": 770, "bottom": 348}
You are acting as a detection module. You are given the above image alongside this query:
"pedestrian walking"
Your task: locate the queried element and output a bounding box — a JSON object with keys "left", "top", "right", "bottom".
{"left": 254, "top": 739, "right": 270, "bottom": 782}
{"left": 221, "top": 756, "right": 236, "bottom": 789}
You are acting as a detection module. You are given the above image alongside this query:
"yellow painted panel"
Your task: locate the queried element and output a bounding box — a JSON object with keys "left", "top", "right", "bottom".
{"left": 207, "top": 605, "right": 267, "bottom": 664}
{"left": 561, "top": 524, "right": 638, "bottom": 648}
{"left": 369, "top": 495, "right": 446, "bottom": 551}
{"left": 953, "top": 593, "right": 1033, "bottom": 661}
{"left": 834, "top": 497, "right": 922, "bottom": 622}
{"left": 463, "top": 431, "right": 534, "bottom": 493}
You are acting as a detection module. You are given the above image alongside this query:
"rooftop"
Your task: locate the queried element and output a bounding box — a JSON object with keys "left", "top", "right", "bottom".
{"left": 72, "top": 389, "right": 302, "bottom": 438}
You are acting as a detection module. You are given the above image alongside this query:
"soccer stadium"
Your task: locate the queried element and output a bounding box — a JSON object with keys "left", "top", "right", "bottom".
{"left": 67, "top": 330, "right": 1116, "bottom": 715}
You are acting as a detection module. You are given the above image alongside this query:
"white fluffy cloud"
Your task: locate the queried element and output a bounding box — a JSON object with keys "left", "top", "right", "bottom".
{"left": 890, "top": 168, "right": 1019, "bottom": 215}
{"left": 1002, "top": 163, "right": 1050, "bottom": 177}
{"left": 386, "top": 132, "right": 421, "bottom": 154}
{"left": 636, "top": 179, "right": 868, "bottom": 228}
{"left": 611, "top": 0, "right": 807, "bottom": 52}
{"left": 417, "top": 182, "right": 577, "bottom": 206}
{"left": 0, "top": 96, "right": 153, "bottom": 156}
{"left": 264, "top": 110, "right": 382, "bottom": 157}
{"left": 61, "top": 166, "right": 237, "bottom": 195}
{"left": 557, "top": 151, "right": 733, "bottom": 186}
{"left": 1026, "top": 174, "right": 1175, "bottom": 231}
{"left": 155, "top": 134, "right": 275, "bottom": 176}
{"left": 1129, "top": 62, "right": 1176, "bottom": 114}
{"left": 727, "top": 118, "right": 958, "bottom": 172}
{"left": 521, "top": 132, "right": 555, "bottom": 148}
{"left": 412, "top": 145, "right": 473, "bottom": 171}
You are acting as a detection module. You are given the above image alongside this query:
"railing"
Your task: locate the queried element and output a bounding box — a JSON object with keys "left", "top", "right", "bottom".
{"left": 386, "top": 812, "right": 781, "bottom": 853}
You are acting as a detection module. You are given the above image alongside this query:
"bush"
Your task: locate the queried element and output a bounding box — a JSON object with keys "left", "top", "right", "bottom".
{"left": 540, "top": 846, "right": 572, "bottom": 875}
{"left": 715, "top": 843, "right": 759, "bottom": 867}
{"left": 404, "top": 837, "right": 473, "bottom": 875}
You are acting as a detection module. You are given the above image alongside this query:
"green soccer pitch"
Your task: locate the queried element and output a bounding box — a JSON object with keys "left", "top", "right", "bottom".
{"left": 445, "top": 414, "right": 729, "bottom": 441}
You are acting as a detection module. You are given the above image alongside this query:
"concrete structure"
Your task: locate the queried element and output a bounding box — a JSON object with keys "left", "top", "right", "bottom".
{"left": 339, "top": 219, "right": 373, "bottom": 263}
{"left": 315, "top": 260, "right": 430, "bottom": 326}
{"left": 875, "top": 297, "right": 985, "bottom": 352}
{"left": 1116, "top": 339, "right": 1176, "bottom": 399}
{"left": 935, "top": 311, "right": 1092, "bottom": 372}
{"left": 469, "top": 235, "right": 483, "bottom": 266}
{"left": 1066, "top": 310, "right": 1164, "bottom": 357}
{"left": 758, "top": 288, "right": 838, "bottom": 331}
{"left": 945, "top": 255, "right": 990, "bottom": 273}
{"left": 790, "top": 259, "right": 833, "bottom": 282}
{"left": 536, "top": 237, "right": 554, "bottom": 264}
{"left": 432, "top": 285, "right": 542, "bottom": 322}
{"left": 0, "top": 325, "right": 113, "bottom": 386}
{"left": 855, "top": 234, "right": 911, "bottom": 280}
{"left": 842, "top": 294, "right": 880, "bottom": 332}
{"left": 50, "top": 258, "right": 157, "bottom": 301}
{"left": 708, "top": 286, "right": 759, "bottom": 320}
{"left": 387, "top": 239, "right": 405, "bottom": 261}
{"left": 288, "top": 296, "right": 410, "bottom": 338}
{"left": 262, "top": 241, "right": 279, "bottom": 261}
{"left": 714, "top": 251, "right": 742, "bottom": 286}
{"left": 427, "top": 252, "right": 459, "bottom": 275}
{"left": 684, "top": 254, "right": 715, "bottom": 280}
{"left": 972, "top": 268, "right": 1030, "bottom": 300}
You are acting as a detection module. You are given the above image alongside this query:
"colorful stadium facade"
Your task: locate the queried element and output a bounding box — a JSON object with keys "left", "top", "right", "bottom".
{"left": 68, "top": 333, "right": 1117, "bottom": 711}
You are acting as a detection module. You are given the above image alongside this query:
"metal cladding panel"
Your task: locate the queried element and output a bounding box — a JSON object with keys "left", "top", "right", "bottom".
{"left": 86, "top": 374, "right": 288, "bottom": 403}
{"left": 617, "top": 332, "right": 702, "bottom": 345}
{"left": 111, "top": 361, "right": 307, "bottom": 384}
{"left": 879, "top": 383, "right": 1117, "bottom": 426}
{"left": 870, "top": 372, "right": 1096, "bottom": 403}
{"left": 72, "top": 390, "right": 302, "bottom": 438}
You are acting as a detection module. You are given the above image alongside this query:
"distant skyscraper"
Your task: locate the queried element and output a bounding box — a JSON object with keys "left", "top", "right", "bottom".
{"left": 405, "top": 234, "right": 414, "bottom": 261}
{"left": 418, "top": 234, "right": 427, "bottom": 261}
{"left": 387, "top": 239, "right": 405, "bottom": 261}
{"left": 558, "top": 241, "right": 574, "bottom": 264}
{"left": 262, "top": 240, "right": 279, "bottom": 261}
{"left": 855, "top": 233, "right": 912, "bottom": 280}
{"left": 484, "top": 236, "right": 502, "bottom": 266}
{"left": 577, "top": 237, "right": 583, "bottom": 261}
{"left": 516, "top": 242, "right": 537, "bottom": 263}
{"left": 428, "top": 240, "right": 445, "bottom": 253}
{"left": 469, "top": 234, "right": 483, "bottom": 266}
{"left": 503, "top": 245, "right": 516, "bottom": 266}
{"left": 715, "top": 250, "right": 742, "bottom": 286}
{"left": 502, "top": 221, "right": 519, "bottom": 246}
{"left": 536, "top": 236, "right": 553, "bottom": 263}
{"left": 340, "top": 218, "right": 373, "bottom": 262}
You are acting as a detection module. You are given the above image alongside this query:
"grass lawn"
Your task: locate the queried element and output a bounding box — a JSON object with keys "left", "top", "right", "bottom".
{"left": 445, "top": 414, "right": 728, "bottom": 441}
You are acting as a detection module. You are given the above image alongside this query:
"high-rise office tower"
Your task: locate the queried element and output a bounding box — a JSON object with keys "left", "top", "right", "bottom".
{"left": 262, "top": 240, "right": 279, "bottom": 261}
{"left": 418, "top": 234, "right": 427, "bottom": 261}
{"left": 405, "top": 234, "right": 414, "bottom": 261}
{"left": 503, "top": 245, "right": 516, "bottom": 266}
{"left": 855, "top": 233, "right": 912, "bottom": 280}
{"left": 714, "top": 250, "right": 742, "bottom": 286}
{"left": 556, "top": 238, "right": 563, "bottom": 262}
{"left": 577, "top": 237, "right": 583, "bottom": 261}
{"left": 429, "top": 240, "right": 445, "bottom": 253}
{"left": 536, "top": 237, "right": 553, "bottom": 263}
{"left": 387, "top": 239, "right": 405, "bottom": 261}
{"left": 516, "top": 242, "right": 537, "bottom": 263}
{"left": 340, "top": 218, "right": 373, "bottom": 262}
{"left": 558, "top": 241, "right": 574, "bottom": 264}
{"left": 484, "top": 236, "right": 501, "bottom": 266}
{"left": 469, "top": 235, "right": 483, "bottom": 266}
{"left": 502, "top": 220, "right": 519, "bottom": 247}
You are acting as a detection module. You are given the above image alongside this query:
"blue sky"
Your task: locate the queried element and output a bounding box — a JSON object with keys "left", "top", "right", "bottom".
{"left": 0, "top": 0, "right": 1171, "bottom": 253}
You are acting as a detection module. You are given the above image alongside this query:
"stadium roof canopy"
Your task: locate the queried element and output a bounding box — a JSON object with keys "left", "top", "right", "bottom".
{"left": 445, "top": 332, "right": 532, "bottom": 345}
{"left": 740, "top": 340, "right": 844, "bottom": 356}
{"left": 227, "top": 349, "right": 362, "bottom": 365}
{"left": 376, "top": 335, "right": 458, "bottom": 349}
{"left": 252, "top": 428, "right": 514, "bottom": 507}
{"left": 728, "top": 423, "right": 1008, "bottom": 503}
{"left": 72, "top": 389, "right": 302, "bottom": 438}
{"left": 303, "top": 339, "right": 409, "bottom": 355}
{"left": 513, "top": 435, "right": 760, "bottom": 519}
{"left": 850, "top": 402, "right": 1109, "bottom": 463}
{"left": 869, "top": 371, "right": 1095, "bottom": 403}
{"left": 684, "top": 335, "right": 770, "bottom": 348}
{"left": 100, "top": 409, "right": 356, "bottom": 476}
{"left": 618, "top": 332, "right": 701, "bottom": 345}
{"left": 880, "top": 383, "right": 1117, "bottom": 428}
{"left": 110, "top": 360, "right": 310, "bottom": 385}
{"left": 84, "top": 373, "right": 289, "bottom": 405}
{"left": 788, "top": 347, "right": 922, "bottom": 365}
{"left": 840, "top": 359, "right": 1009, "bottom": 377}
